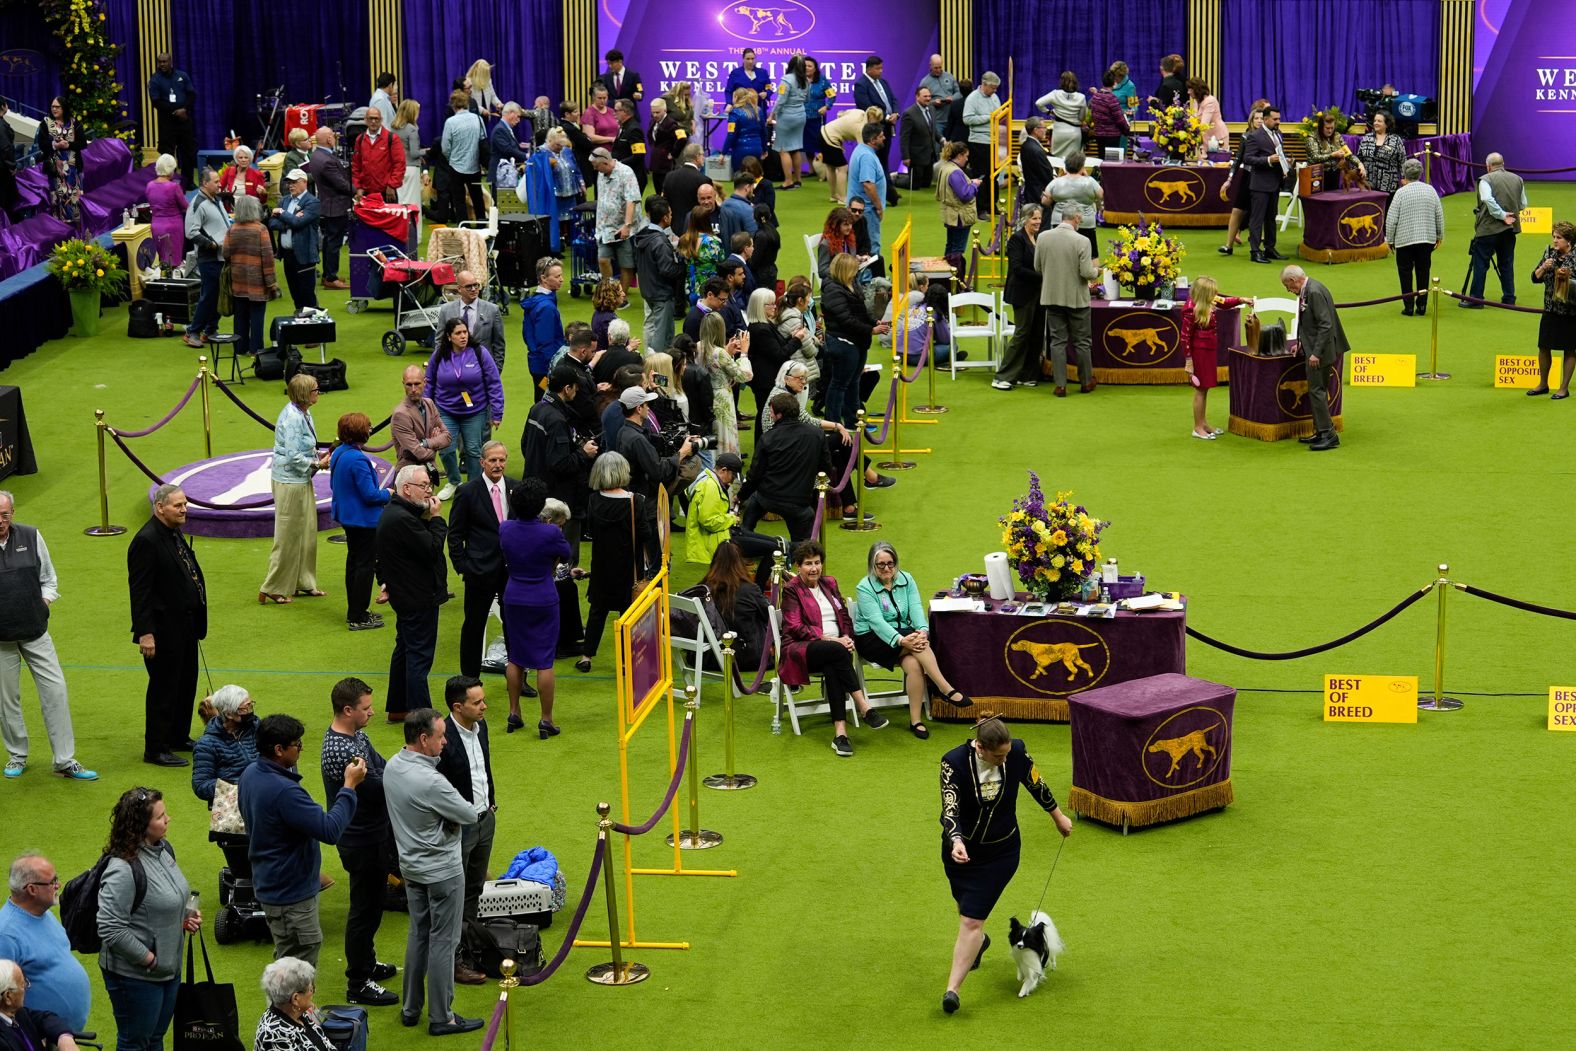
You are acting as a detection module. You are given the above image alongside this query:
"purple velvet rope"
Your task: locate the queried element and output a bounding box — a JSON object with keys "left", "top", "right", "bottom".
{"left": 730, "top": 628, "right": 776, "bottom": 696}
{"left": 863, "top": 379, "right": 901, "bottom": 445}
{"left": 1331, "top": 293, "right": 1411, "bottom": 308}
{"left": 107, "top": 432, "right": 277, "bottom": 509}
{"left": 812, "top": 427, "right": 862, "bottom": 535}
{"left": 1444, "top": 290, "right": 1546, "bottom": 314}
{"left": 516, "top": 837, "right": 608, "bottom": 987}
{"left": 112, "top": 375, "right": 204, "bottom": 438}
{"left": 210, "top": 377, "right": 280, "bottom": 429}
{"left": 1430, "top": 152, "right": 1576, "bottom": 175}
{"left": 898, "top": 329, "right": 931, "bottom": 383}
{"left": 479, "top": 1000, "right": 507, "bottom": 1050}
{"left": 610, "top": 716, "right": 693, "bottom": 836}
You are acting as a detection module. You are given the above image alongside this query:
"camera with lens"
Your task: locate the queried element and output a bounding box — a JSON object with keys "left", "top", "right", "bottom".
{"left": 688, "top": 434, "right": 718, "bottom": 453}
{"left": 1354, "top": 88, "right": 1387, "bottom": 105}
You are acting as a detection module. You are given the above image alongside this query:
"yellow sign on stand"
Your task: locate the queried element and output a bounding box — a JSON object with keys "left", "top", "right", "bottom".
{"left": 1520, "top": 207, "right": 1553, "bottom": 235}
{"left": 1548, "top": 687, "right": 1576, "bottom": 731}
{"left": 1323, "top": 675, "right": 1419, "bottom": 724}
{"left": 1347, "top": 353, "right": 1416, "bottom": 387}
{"left": 1494, "top": 354, "right": 1545, "bottom": 389}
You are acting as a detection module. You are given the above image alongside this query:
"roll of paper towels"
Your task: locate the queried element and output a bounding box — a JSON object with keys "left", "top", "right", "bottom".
{"left": 984, "top": 552, "right": 1014, "bottom": 601}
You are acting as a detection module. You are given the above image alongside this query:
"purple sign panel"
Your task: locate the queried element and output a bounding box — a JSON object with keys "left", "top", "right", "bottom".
{"left": 597, "top": 0, "right": 939, "bottom": 128}
{"left": 1473, "top": 0, "right": 1576, "bottom": 175}
{"left": 625, "top": 593, "right": 666, "bottom": 723}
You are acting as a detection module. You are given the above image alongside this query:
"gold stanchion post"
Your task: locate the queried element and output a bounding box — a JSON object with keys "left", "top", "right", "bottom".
{"left": 666, "top": 688, "right": 722, "bottom": 848}
{"left": 1419, "top": 564, "right": 1463, "bottom": 712}
{"left": 876, "top": 359, "right": 915, "bottom": 470}
{"left": 497, "top": 959, "right": 519, "bottom": 1049}
{"left": 1423, "top": 144, "right": 1433, "bottom": 187}
{"left": 1419, "top": 277, "right": 1450, "bottom": 380}
{"left": 769, "top": 552, "right": 788, "bottom": 735}
{"left": 813, "top": 471, "right": 830, "bottom": 543}
{"left": 197, "top": 355, "right": 213, "bottom": 459}
{"left": 840, "top": 410, "right": 879, "bottom": 532}
{"left": 914, "top": 307, "right": 948, "bottom": 414}
{"left": 586, "top": 802, "right": 650, "bottom": 985}
{"left": 85, "top": 409, "right": 127, "bottom": 537}
{"left": 705, "top": 632, "right": 758, "bottom": 791}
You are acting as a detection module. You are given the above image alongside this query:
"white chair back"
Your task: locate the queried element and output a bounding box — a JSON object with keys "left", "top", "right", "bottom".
{"left": 947, "top": 291, "right": 1002, "bottom": 377}
{"left": 1251, "top": 296, "right": 1300, "bottom": 340}
{"left": 803, "top": 233, "right": 823, "bottom": 292}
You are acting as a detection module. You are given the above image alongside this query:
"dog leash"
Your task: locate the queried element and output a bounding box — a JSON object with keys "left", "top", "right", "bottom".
{"left": 1031, "top": 835, "right": 1067, "bottom": 917}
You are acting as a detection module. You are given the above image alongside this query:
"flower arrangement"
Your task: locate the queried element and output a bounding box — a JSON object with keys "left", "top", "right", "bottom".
{"left": 1298, "top": 106, "right": 1354, "bottom": 138}
{"left": 998, "top": 473, "right": 1108, "bottom": 601}
{"left": 1103, "top": 219, "right": 1185, "bottom": 292}
{"left": 1150, "top": 105, "right": 1203, "bottom": 159}
{"left": 48, "top": 238, "right": 127, "bottom": 296}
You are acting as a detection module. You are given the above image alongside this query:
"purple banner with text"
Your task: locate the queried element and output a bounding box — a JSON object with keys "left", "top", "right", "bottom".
{"left": 597, "top": 0, "right": 938, "bottom": 124}
{"left": 1473, "top": 0, "right": 1576, "bottom": 176}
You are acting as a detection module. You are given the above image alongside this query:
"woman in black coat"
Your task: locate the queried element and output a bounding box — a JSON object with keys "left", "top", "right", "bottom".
{"left": 994, "top": 204, "right": 1046, "bottom": 387}
{"left": 575, "top": 451, "right": 656, "bottom": 673}
{"left": 745, "top": 288, "right": 791, "bottom": 421}
{"left": 820, "top": 252, "right": 890, "bottom": 427}
{"left": 938, "top": 713, "right": 1072, "bottom": 1014}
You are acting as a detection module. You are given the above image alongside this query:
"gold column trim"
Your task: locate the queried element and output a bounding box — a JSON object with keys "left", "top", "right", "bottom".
{"left": 564, "top": 0, "right": 596, "bottom": 106}
{"left": 941, "top": 0, "right": 972, "bottom": 84}
{"left": 1438, "top": 0, "right": 1472, "bottom": 136}
{"left": 1188, "top": 0, "right": 1222, "bottom": 101}
{"left": 369, "top": 0, "right": 402, "bottom": 93}
{"left": 137, "top": 0, "right": 171, "bottom": 160}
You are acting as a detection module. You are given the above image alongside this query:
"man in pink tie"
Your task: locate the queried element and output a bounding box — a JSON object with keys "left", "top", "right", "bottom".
{"left": 598, "top": 49, "right": 643, "bottom": 105}
{"left": 445, "top": 442, "right": 534, "bottom": 697}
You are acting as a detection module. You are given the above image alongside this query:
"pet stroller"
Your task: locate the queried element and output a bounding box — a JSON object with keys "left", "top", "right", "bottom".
{"left": 210, "top": 832, "right": 272, "bottom": 944}
{"left": 344, "top": 198, "right": 420, "bottom": 315}
{"left": 368, "top": 246, "right": 456, "bottom": 356}
{"left": 566, "top": 201, "right": 601, "bottom": 298}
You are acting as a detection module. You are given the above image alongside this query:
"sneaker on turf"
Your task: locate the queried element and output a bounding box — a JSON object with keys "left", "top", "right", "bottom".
{"left": 348, "top": 616, "right": 386, "bottom": 631}
{"left": 831, "top": 734, "right": 853, "bottom": 757}
{"left": 436, "top": 483, "right": 457, "bottom": 501}
{"left": 54, "top": 761, "right": 98, "bottom": 781}
{"left": 862, "top": 708, "right": 890, "bottom": 729}
{"left": 347, "top": 979, "right": 399, "bottom": 1006}
{"left": 370, "top": 962, "right": 398, "bottom": 981}
{"left": 3, "top": 761, "right": 24, "bottom": 779}
{"left": 990, "top": 380, "right": 1013, "bottom": 390}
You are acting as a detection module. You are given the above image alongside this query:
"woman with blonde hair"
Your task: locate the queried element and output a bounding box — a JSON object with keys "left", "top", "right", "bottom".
{"left": 818, "top": 105, "right": 884, "bottom": 203}
{"left": 282, "top": 127, "right": 312, "bottom": 179}
{"left": 1179, "top": 275, "right": 1250, "bottom": 439}
{"left": 464, "top": 59, "right": 501, "bottom": 116}
{"left": 663, "top": 81, "right": 695, "bottom": 137}
{"left": 392, "top": 98, "right": 424, "bottom": 219}
{"left": 259, "top": 373, "right": 330, "bottom": 602}
{"left": 698, "top": 311, "right": 752, "bottom": 453}
{"left": 723, "top": 87, "right": 765, "bottom": 174}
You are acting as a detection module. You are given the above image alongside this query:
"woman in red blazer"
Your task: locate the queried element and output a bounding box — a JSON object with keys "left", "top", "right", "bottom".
{"left": 218, "top": 145, "right": 268, "bottom": 202}
{"left": 1180, "top": 275, "right": 1251, "bottom": 439}
{"left": 779, "top": 539, "right": 888, "bottom": 757}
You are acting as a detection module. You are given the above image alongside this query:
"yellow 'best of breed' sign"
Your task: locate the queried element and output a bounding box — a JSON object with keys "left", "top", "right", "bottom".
{"left": 1323, "top": 675, "right": 1419, "bottom": 724}
{"left": 1347, "top": 353, "right": 1416, "bottom": 387}
{"left": 1548, "top": 687, "right": 1576, "bottom": 731}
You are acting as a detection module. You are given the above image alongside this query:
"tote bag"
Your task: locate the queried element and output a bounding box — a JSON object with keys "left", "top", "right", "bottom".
{"left": 174, "top": 931, "right": 244, "bottom": 1051}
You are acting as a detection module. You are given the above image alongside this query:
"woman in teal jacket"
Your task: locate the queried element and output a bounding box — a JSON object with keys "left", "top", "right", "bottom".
{"left": 852, "top": 541, "right": 970, "bottom": 739}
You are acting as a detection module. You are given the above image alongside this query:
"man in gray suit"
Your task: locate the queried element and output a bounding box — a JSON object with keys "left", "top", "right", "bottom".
{"left": 437, "top": 271, "right": 505, "bottom": 371}
{"left": 898, "top": 87, "right": 941, "bottom": 190}
{"left": 1034, "top": 211, "right": 1103, "bottom": 397}
{"left": 1281, "top": 265, "right": 1348, "bottom": 451}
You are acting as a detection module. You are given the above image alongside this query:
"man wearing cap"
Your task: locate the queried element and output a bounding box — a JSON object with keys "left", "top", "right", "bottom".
{"left": 683, "top": 453, "right": 741, "bottom": 565}
{"left": 613, "top": 389, "right": 692, "bottom": 565}
{"left": 269, "top": 169, "right": 322, "bottom": 310}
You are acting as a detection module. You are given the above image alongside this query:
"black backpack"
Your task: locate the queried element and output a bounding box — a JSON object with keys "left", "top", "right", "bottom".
{"left": 60, "top": 854, "right": 146, "bottom": 953}
{"left": 127, "top": 299, "right": 161, "bottom": 338}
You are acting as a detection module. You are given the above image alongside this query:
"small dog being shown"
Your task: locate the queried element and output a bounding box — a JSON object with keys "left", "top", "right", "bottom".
{"left": 1008, "top": 911, "right": 1064, "bottom": 998}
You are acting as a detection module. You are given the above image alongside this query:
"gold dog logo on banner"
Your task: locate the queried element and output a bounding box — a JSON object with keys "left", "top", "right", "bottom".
{"left": 1142, "top": 169, "right": 1205, "bottom": 211}
{"left": 1142, "top": 706, "right": 1228, "bottom": 789}
{"left": 1004, "top": 621, "right": 1111, "bottom": 697}
{"left": 717, "top": 1, "right": 815, "bottom": 43}
{"left": 1103, "top": 311, "right": 1178, "bottom": 363}
{"left": 1336, "top": 202, "right": 1385, "bottom": 247}
{"left": 1276, "top": 361, "right": 1313, "bottom": 418}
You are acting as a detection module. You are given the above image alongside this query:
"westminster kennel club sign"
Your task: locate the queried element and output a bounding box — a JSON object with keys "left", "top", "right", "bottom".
{"left": 597, "top": 0, "right": 939, "bottom": 120}
{"left": 1474, "top": 0, "right": 1576, "bottom": 175}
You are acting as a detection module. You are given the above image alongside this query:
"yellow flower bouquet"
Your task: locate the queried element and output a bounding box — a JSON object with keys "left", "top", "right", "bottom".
{"left": 48, "top": 238, "right": 128, "bottom": 296}
{"left": 998, "top": 473, "right": 1108, "bottom": 600}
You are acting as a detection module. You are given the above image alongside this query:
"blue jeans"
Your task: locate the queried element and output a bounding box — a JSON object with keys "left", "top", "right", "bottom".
{"left": 186, "top": 259, "right": 222, "bottom": 338}
{"left": 944, "top": 223, "right": 971, "bottom": 257}
{"left": 101, "top": 968, "right": 180, "bottom": 1051}
{"left": 437, "top": 410, "right": 489, "bottom": 485}
{"left": 822, "top": 334, "right": 862, "bottom": 427}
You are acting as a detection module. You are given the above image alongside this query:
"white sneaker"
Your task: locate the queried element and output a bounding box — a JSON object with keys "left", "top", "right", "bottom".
{"left": 436, "top": 483, "right": 457, "bottom": 501}
{"left": 990, "top": 380, "right": 1013, "bottom": 391}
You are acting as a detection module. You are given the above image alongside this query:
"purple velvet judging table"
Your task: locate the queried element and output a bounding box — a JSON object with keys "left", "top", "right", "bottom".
{"left": 1225, "top": 347, "right": 1343, "bottom": 441}
{"left": 1100, "top": 162, "right": 1233, "bottom": 227}
{"left": 1298, "top": 189, "right": 1390, "bottom": 264}
{"left": 930, "top": 602, "right": 1186, "bottom": 723}
{"left": 1068, "top": 673, "right": 1235, "bottom": 832}
{"left": 1048, "top": 302, "right": 1241, "bottom": 385}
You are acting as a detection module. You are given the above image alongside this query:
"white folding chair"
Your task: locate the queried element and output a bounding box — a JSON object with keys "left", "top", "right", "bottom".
{"left": 669, "top": 591, "right": 727, "bottom": 700}
{"left": 768, "top": 605, "right": 858, "bottom": 735}
{"left": 947, "top": 291, "right": 1001, "bottom": 377}
{"left": 1277, "top": 166, "right": 1305, "bottom": 231}
{"left": 1250, "top": 296, "right": 1300, "bottom": 341}
{"left": 994, "top": 289, "right": 1016, "bottom": 355}
{"left": 803, "top": 233, "right": 823, "bottom": 293}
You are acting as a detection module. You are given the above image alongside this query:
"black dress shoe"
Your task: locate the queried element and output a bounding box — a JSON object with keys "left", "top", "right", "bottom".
{"left": 942, "top": 990, "right": 960, "bottom": 1014}
{"left": 1265, "top": 249, "right": 1286, "bottom": 261}
{"left": 144, "top": 752, "right": 188, "bottom": 767}
{"left": 1216, "top": 245, "right": 1234, "bottom": 256}
{"left": 505, "top": 713, "right": 525, "bottom": 734}
{"left": 429, "top": 1015, "right": 483, "bottom": 1037}
{"left": 519, "top": 679, "right": 539, "bottom": 699}
{"left": 1250, "top": 252, "right": 1269, "bottom": 264}
{"left": 400, "top": 1012, "right": 420, "bottom": 1028}
{"left": 1309, "top": 435, "right": 1341, "bottom": 451}
{"left": 370, "top": 962, "right": 398, "bottom": 981}
{"left": 1297, "top": 433, "right": 1319, "bottom": 444}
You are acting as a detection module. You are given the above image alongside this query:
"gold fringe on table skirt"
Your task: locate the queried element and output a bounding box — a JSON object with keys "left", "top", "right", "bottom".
{"left": 1297, "top": 243, "right": 1390, "bottom": 264}
{"left": 930, "top": 696, "right": 1069, "bottom": 723}
{"left": 1069, "top": 779, "right": 1234, "bottom": 828}
{"left": 1102, "top": 212, "right": 1230, "bottom": 227}
{"left": 1227, "top": 414, "right": 1344, "bottom": 442}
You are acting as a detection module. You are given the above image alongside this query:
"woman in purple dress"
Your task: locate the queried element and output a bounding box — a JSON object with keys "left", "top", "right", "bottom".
{"left": 146, "top": 154, "right": 188, "bottom": 266}
{"left": 499, "top": 478, "right": 572, "bottom": 739}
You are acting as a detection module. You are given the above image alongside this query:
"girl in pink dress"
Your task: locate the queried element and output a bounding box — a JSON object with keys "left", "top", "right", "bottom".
{"left": 146, "top": 155, "right": 189, "bottom": 266}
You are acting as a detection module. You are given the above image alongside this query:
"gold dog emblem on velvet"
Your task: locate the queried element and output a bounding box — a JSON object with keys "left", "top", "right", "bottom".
{"left": 1336, "top": 202, "right": 1385, "bottom": 247}
{"left": 1004, "top": 621, "right": 1111, "bottom": 697}
{"left": 1142, "top": 169, "right": 1206, "bottom": 211}
{"left": 1103, "top": 311, "right": 1178, "bottom": 364}
{"left": 1142, "top": 707, "right": 1228, "bottom": 789}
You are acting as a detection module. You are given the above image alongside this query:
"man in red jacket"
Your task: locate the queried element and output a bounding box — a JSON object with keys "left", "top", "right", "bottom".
{"left": 352, "top": 106, "right": 406, "bottom": 202}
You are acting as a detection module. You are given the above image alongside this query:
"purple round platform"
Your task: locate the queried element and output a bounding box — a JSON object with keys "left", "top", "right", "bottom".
{"left": 149, "top": 450, "right": 394, "bottom": 539}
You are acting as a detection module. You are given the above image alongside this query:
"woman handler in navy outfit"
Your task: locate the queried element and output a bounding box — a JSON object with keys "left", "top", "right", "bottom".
{"left": 938, "top": 713, "right": 1072, "bottom": 1014}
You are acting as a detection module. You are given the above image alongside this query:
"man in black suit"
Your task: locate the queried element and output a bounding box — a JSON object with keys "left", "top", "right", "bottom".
{"left": 1241, "top": 104, "right": 1289, "bottom": 264}
{"left": 1282, "top": 265, "right": 1349, "bottom": 451}
{"left": 898, "top": 86, "right": 942, "bottom": 190}
{"left": 663, "top": 143, "right": 712, "bottom": 236}
{"left": 306, "top": 127, "right": 354, "bottom": 289}
{"left": 376, "top": 466, "right": 449, "bottom": 720}
{"left": 127, "top": 484, "right": 206, "bottom": 767}
{"left": 435, "top": 675, "right": 497, "bottom": 930}
{"left": 447, "top": 442, "right": 535, "bottom": 701}
{"left": 1019, "top": 118, "right": 1054, "bottom": 209}
{"left": 611, "top": 100, "right": 648, "bottom": 192}
{"left": 597, "top": 49, "right": 643, "bottom": 105}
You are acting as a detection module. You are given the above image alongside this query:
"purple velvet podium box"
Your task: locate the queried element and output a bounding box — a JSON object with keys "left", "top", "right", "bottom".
{"left": 1067, "top": 673, "right": 1235, "bottom": 832}
{"left": 1108, "top": 574, "right": 1146, "bottom": 600}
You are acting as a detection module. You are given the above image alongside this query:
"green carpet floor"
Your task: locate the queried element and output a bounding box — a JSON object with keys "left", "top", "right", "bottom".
{"left": 2, "top": 178, "right": 1574, "bottom": 1050}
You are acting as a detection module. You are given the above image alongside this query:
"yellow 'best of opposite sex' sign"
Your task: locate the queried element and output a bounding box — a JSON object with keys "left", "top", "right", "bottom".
{"left": 1323, "top": 675, "right": 1419, "bottom": 724}
{"left": 1548, "top": 687, "right": 1576, "bottom": 731}
{"left": 1347, "top": 353, "right": 1416, "bottom": 387}
{"left": 1494, "top": 355, "right": 1545, "bottom": 389}
{"left": 1520, "top": 207, "right": 1552, "bottom": 234}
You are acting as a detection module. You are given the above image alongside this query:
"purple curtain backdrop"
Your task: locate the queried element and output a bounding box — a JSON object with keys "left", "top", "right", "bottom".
{"left": 400, "top": 0, "right": 564, "bottom": 146}
{"left": 973, "top": 0, "right": 1188, "bottom": 119}
{"left": 170, "top": 1, "right": 371, "bottom": 149}
{"left": 0, "top": 0, "right": 137, "bottom": 137}
{"left": 1220, "top": 0, "right": 1440, "bottom": 122}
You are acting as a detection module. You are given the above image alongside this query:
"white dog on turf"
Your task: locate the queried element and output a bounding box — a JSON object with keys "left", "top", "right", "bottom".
{"left": 1007, "top": 911, "right": 1064, "bottom": 997}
